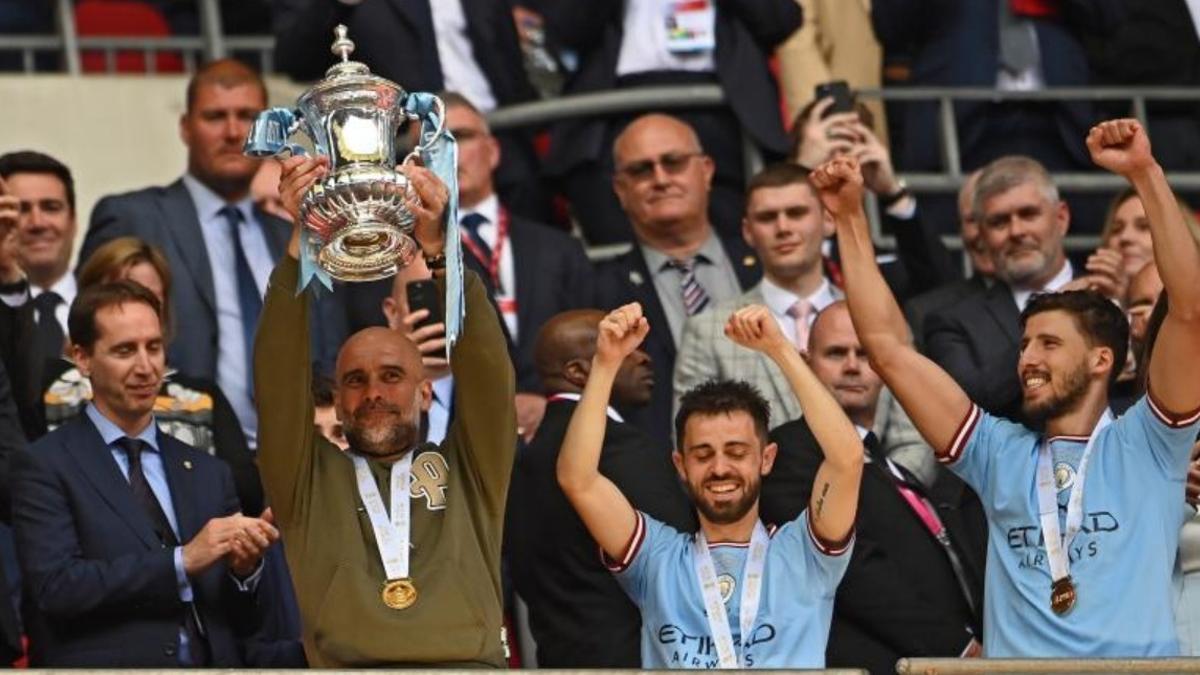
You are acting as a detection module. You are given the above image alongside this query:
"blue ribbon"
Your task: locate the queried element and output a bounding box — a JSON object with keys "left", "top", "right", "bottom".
{"left": 407, "top": 92, "right": 464, "bottom": 356}
{"left": 243, "top": 107, "right": 307, "bottom": 158}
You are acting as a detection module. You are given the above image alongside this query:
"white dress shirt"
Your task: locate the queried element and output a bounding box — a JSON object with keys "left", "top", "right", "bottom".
{"left": 461, "top": 194, "right": 519, "bottom": 341}
{"left": 426, "top": 375, "right": 455, "bottom": 444}
{"left": 616, "top": 0, "right": 716, "bottom": 76}
{"left": 182, "top": 174, "right": 275, "bottom": 447}
{"left": 759, "top": 276, "right": 837, "bottom": 347}
{"left": 430, "top": 0, "right": 498, "bottom": 112}
{"left": 1011, "top": 259, "right": 1073, "bottom": 312}
{"left": 1187, "top": 0, "right": 1200, "bottom": 41}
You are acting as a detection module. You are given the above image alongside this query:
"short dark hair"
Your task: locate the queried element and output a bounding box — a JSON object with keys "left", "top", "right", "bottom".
{"left": 1020, "top": 290, "right": 1129, "bottom": 385}
{"left": 68, "top": 281, "right": 163, "bottom": 352}
{"left": 0, "top": 150, "right": 76, "bottom": 212}
{"left": 186, "top": 58, "right": 266, "bottom": 112}
{"left": 675, "top": 379, "right": 771, "bottom": 449}
{"left": 745, "top": 162, "right": 814, "bottom": 203}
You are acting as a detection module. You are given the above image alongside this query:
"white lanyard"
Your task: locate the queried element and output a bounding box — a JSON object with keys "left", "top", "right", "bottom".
{"left": 352, "top": 453, "right": 413, "bottom": 581}
{"left": 1035, "top": 410, "right": 1112, "bottom": 582}
{"left": 692, "top": 521, "right": 769, "bottom": 668}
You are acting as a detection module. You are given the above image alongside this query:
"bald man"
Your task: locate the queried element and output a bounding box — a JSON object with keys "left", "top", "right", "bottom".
{"left": 761, "top": 301, "right": 987, "bottom": 672}
{"left": 505, "top": 309, "right": 693, "bottom": 667}
{"left": 255, "top": 159, "right": 516, "bottom": 666}
{"left": 593, "top": 113, "right": 760, "bottom": 447}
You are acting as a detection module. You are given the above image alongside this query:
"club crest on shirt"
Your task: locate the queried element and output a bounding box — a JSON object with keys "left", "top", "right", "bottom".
{"left": 717, "top": 573, "right": 735, "bottom": 604}
{"left": 1054, "top": 462, "right": 1076, "bottom": 491}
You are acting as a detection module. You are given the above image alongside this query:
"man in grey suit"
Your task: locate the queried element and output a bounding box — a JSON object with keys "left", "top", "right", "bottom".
{"left": 80, "top": 59, "right": 338, "bottom": 449}
{"left": 674, "top": 163, "right": 937, "bottom": 484}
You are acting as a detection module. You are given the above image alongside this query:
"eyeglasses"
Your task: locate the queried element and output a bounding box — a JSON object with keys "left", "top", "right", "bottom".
{"left": 616, "top": 152, "right": 703, "bottom": 181}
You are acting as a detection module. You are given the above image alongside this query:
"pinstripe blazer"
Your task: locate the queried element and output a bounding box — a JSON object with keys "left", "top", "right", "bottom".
{"left": 673, "top": 282, "right": 939, "bottom": 485}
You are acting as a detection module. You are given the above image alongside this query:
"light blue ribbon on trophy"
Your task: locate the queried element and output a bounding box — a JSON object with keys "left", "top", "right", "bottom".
{"left": 405, "top": 92, "right": 464, "bottom": 354}
{"left": 242, "top": 106, "right": 336, "bottom": 294}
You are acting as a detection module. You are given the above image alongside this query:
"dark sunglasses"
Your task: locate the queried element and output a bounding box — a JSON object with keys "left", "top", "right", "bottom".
{"left": 617, "top": 151, "right": 703, "bottom": 181}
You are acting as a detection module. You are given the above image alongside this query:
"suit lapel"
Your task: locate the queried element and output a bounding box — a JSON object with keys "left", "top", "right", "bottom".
{"left": 388, "top": 0, "right": 444, "bottom": 89}
{"left": 162, "top": 180, "right": 216, "bottom": 315}
{"left": 625, "top": 248, "right": 675, "bottom": 359}
{"left": 509, "top": 216, "right": 538, "bottom": 340}
{"left": 160, "top": 437, "right": 200, "bottom": 543}
{"left": 66, "top": 419, "right": 162, "bottom": 550}
{"left": 983, "top": 283, "right": 1021, "bottom": 346}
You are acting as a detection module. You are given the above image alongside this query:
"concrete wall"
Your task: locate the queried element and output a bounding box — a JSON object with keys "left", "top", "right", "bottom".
{"left": 0, "top": 75, "right": 307, "bottom": 262}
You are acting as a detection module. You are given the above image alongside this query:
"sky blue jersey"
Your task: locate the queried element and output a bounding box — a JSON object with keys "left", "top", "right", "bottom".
{"left": 943, "top": 394, "right": 1200, "bottom": 657}
{"left": 606, "top": 510, "right": 851, "bottom": 668}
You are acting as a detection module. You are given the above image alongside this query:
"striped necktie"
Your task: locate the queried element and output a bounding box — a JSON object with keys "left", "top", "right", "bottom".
{"left": 666, "top": 257, "right": 711, "bottom": 316}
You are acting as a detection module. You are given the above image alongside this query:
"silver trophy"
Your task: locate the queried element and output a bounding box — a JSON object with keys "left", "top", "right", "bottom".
{"left": 244, "top": 25, "right": 446, "bottom": 282}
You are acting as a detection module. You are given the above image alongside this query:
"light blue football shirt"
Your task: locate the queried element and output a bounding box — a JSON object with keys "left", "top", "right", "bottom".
{"left": 607, "top": 510, "right": 851, "bottom": 668}
{"left": 944, "top": 395, "right": 1200, "bottom": 656}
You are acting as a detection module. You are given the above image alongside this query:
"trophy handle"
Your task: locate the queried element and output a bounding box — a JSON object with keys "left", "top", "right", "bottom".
{"left": 406, "top": 94, "right": 447, "bottom": 157}
{"left": 244, "top": 107, "right": 309, "bottom": 158}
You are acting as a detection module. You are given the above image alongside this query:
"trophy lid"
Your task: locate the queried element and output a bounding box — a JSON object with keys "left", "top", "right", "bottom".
{"left": 324, "top": 24, "right": 371, "bottom": 78}
{"left": 298, "top": 24, "right": 408, "bottom": 114}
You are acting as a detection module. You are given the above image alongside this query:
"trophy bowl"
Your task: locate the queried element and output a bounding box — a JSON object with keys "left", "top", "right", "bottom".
{"left": 244, "top": 25, "right": 445, "bottom": 282}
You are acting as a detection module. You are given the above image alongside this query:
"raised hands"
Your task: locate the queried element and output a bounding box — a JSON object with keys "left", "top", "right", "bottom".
{"left": 596, "top": 303, "right": 650, "bottom": 369}
{"left": 725, "top": 305, "right": 791, "bottom": 356}
{"left": 793, "top": 98, "right": 861, "bottom": 168}
{"left": 278, "top": 155, "right": 329, "bottom": 227}
{"left": 400, "top": 164, "right": 450, "bottom": 257}
{"left": 182, "top": 511, "right": 280, "bottom": 577}
{"left": 1061, "top": 247, "right": 1129, "bottom": 302}
{"left": 1087, "top": 119, "right": 1156, "bottom": 178}
{"left": 810, "top": 155, "right": 866, "bottom": 220}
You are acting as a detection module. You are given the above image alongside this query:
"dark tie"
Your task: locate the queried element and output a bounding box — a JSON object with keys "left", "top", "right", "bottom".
{"left": 219, "top": 206, "right": 263, "bottom": 386}
{"left": 665, "top": 257, "right": 712, "bottom": 316}
{"left": 460, "top": 212, "right": 492, "bottom": 264}
{"left": 116, "top": 437, "right": 210, "bottom": 665}
{"left": 32, "top": 290, "right": 65, "bottom": 360}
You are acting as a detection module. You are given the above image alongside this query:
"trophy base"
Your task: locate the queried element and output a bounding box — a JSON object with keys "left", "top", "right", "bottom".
{"left": 318, "top": 223, "right": 417, "bottom": 282}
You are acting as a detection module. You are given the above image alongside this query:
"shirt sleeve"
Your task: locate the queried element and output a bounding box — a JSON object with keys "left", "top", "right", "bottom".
{"left": 1119, "top": 393, "right": 1200, "bottom": 481}
{"left": 174, "top": 547, "right": 193, "bottom": 602}
{"left": 602, "top": 511, "right": 676, "bottom": 606}
{"left": 941, "top": 403, "right": 1002, "bottom": 497}
{"left": 772, "top": 509, "right": 853, "bottom": 595}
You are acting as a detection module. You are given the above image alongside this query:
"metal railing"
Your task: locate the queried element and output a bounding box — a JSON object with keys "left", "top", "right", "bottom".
{"left": 897, "top": 657, "right": 1200, "bottom": 673}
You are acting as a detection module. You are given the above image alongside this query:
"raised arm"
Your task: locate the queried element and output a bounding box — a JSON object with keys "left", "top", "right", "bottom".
{"left": 557, "top": 304, "right": 645, "bottom": 560}
{"left": 810, "top": 157, "right": 974, "bottom": 457}
{"left": 1087, "top": 120, "right": 1200, "bottom": 415}
{"left": 725, "top": 305, "right": 862, "bottom": 543}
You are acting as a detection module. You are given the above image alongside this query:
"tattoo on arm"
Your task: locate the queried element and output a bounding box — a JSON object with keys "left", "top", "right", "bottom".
{"left": 815, "top": 482, "right": 831, "bottom": 520}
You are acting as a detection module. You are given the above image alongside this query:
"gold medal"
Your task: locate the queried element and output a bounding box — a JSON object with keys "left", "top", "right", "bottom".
{"left": 1050, "top": 576, "right": 1076, "bottom": 615}
{"left": 382, "top": 578, "right": 418, "bottom": 610}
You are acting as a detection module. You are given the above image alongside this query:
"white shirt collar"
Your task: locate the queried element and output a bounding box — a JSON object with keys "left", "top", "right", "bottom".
{"left": 460, "top": 193, "right": 501, "bottom": 244}
{"left": 32, "top": 273, "right": 77, "bottom": 306}
{"left": 181, "top": 173, "right": 253, "bottom": 223}
{"left": 759, "top": 276, "right": 834, "bottom": 318}
{"left": 547, "top": 392, "right": 624, "bottom": 423}
{"left": 1012, "top": 259, "right": 1074, "bottom": 312}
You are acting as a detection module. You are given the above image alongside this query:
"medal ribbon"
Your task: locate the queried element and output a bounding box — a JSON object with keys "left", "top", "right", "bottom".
{"left": 351, "top": 453, "right": 413, "bottom": 581}
{"left": 1035, "top": 410, "right": 1113, "bottom": 584}
{"left": 692, "top": 521, "right": 769, "bottom": 668}
{"left": 460, "top": 206, "right": 510, "bottom": 293}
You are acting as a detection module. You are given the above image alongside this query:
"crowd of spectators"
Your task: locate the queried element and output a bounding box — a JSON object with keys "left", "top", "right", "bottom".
{"left": 0, "top": 0, "right": 1199, "bottom": 672}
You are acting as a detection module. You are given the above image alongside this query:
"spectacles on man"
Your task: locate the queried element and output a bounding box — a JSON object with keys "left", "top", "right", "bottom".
{"left": 617, "top": 152, "right": 703, "bottom": 181}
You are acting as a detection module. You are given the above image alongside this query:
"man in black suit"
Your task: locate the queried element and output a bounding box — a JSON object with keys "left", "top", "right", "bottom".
{"left": 592, "top": 113, "right": 760, "bottom": 447}
{"left": 762, "top": 301, "right": 987, "bottom": 673}
{"left": 505, "top": 309, "right": 694, "bottom": 667}
{"left": 529, "top": 0, "right": 802, "bottom": 244}
{"left": 904, "top": 170, "right": 994, "bottom": 353}
{"left": 922, "top": 155, "right": 1124, "bottom": 420}
{"left": 11, "top": 281, "right": 279, "bottom": 666}
{"left": 271, "top": 0, "right": 547, "bottom": 222}
{"left": 80, "top": 59, "right": 339, "bottom": 449}
{"left": 0, "top": 360, "right": 26, "bottom": 665}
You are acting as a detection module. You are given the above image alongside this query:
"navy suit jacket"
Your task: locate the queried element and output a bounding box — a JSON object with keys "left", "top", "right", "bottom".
{"left": 871, "top": 0, "right": 1126, "bottom": 171}
{"left": 11, "top": 415, "right": 257, "bottom": 666}
{"left": 80, "top": 179, "right": 343, "bottom": 381}
{"left": 534, "top": 0, "right": 802, "bottom": 174}
{"left": 592, "top": 236, "right": 760, "bottom": 447}
{"left": 272, "top": 0, "right": 536, "bottom": 107}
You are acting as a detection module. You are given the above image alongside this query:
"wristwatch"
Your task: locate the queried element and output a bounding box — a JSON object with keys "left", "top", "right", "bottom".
{"left": 879, "top": 179, "right": 911, "bottom": 209}
{"left": 423, "top": 252, "right": 446, "bottom": 271}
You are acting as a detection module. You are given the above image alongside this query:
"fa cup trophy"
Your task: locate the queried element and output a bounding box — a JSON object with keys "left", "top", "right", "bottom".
{"left": 244, "top": 25, "right": 447, "bottom": 282}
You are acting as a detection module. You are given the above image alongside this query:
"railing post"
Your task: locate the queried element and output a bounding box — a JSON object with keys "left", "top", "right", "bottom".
{"left": 199, "top": 0, "right": 227, "bottom": 62}
{"left": 740, "top": 128, "right": 763, "bottom": 185}
{"left": 1132, "top": 94, "right": 1149, "bottom": 127}
{"left": 938, "top": 94, "right": 962, "bottom": 177}
{"left": 55, "top": 0, "right": 81, "bottom": 75}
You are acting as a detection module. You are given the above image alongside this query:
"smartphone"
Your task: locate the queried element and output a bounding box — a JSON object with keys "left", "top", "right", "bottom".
{"left": 814, "top": 80, "right": 854, "bottom": 118}
{"left": 406, "top": 279, "right": 443, "bottom": 332}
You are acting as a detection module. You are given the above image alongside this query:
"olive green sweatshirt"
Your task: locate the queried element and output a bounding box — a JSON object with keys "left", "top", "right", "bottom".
{"left": 255, "top": 256, "right": 516, "bottom": 667}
